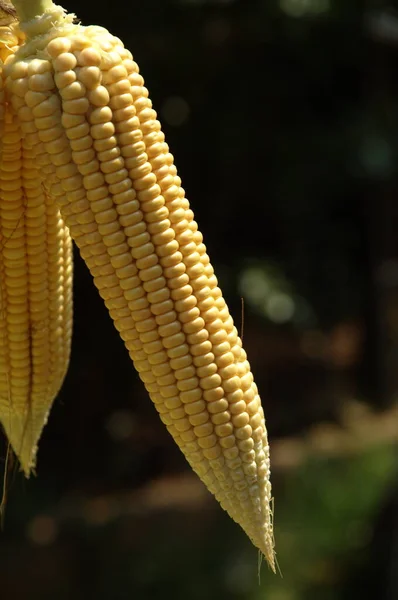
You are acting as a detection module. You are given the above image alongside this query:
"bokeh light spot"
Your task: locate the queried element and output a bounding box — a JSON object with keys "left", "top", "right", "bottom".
{"left": 161, "top": 96, "right": 190, "bottom": 127}
{"left": 280, "top": 0, "right": 330, "bottom": 18}
{"left": 26, "top": 515, "right": 57, "bottom": 546}
{"left": 265, "top": 292, "right": 295, "bottom": 323}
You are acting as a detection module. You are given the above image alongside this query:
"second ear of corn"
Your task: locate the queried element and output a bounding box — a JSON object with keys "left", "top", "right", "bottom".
{"left": 0, "top": 0, "right": 275, "bottom": 569}
{"left": 0, "top": 18, "right": 73, "bottom": 472}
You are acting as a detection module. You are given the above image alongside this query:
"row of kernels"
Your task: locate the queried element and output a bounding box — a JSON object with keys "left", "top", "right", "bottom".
{"left": 52, "top": 75, "right": 218, "bottom": 468}
{"left": 0, "top": 113, "right": 30, "bottom": 405}
{"left": 100, "top": 74, "right": 212, "bottom": 402}
{"left": 49, "top": 35, "right": 264, "bottom": 524}
{"left": 129, "top": 137, "right": 238, "bottom": 417}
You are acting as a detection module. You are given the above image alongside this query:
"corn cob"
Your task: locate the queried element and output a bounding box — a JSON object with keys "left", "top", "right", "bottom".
{"left": 0, "top": 16, "right": 73, "bottom": 474}
{"left": 5, "top": 0, "right": 275, "bottom": 568}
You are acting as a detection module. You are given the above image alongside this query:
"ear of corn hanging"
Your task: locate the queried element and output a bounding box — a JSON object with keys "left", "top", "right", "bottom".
{"left": 0, "top": 8, "right": 73, "bottom": 474}
{"left": 1, "top": 0, "right": 275, "bottom": 569}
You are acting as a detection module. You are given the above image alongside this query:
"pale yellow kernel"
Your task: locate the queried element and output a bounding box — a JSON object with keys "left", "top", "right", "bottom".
{"left": 159, "top": 413, "right": 172, "bottom": 426}
{"left": 83, "top": 172, "right": 104, "bottom": 190}
{"left": 192, "top": 352, "right": 213, "bottom": 368}
{"left": 196, "top": 363, "right": 216, "bottom": 379}
{"left": 31, "top": 95, "right": 60, "bottom": 118}
{"left": 56, "top": 163, "right": 77, "bottom": 179}
{"left": 53, "top": 52, "right": 77, "bottom": 72}
{"left": 61, "top": 81, "right": 85, "bottom": 100}
{"left": 159, "top": 324, "right": 183, "bottom": 344}
{"left": 47, "top": 37, "right": 72, "bottom": 57}
{"left": 25, "top": 90, "right": 48, "bottom": 108}
{"left": 88, "top": 86, "right": 110, "bottom": 107}
{"left": 242, "top": 387, "right": 256, "bottom": 405}
{"left": 77, "top": 65, "right": 101, "bottom": 89}
{"left": 147, "top": 347, "right": 168, "bottom": 365}
{"left": 190, "top": 341, "right": 212, "bottom": 357}
{"left": 109, "top": 79, "right": 131, "bottom": 96}
{"left": 224, "top": 447, "right": 239, "bottom": 461}
{"left": 250, "top": 413, "right": 263, "bottom": 431}
{"left": 136, "top": 254, "right": 158, "bottom": 271}
{"left": 210, "top": 330, "right": 228, "bottom": 346}
{"left": 204, "top": 387, "right": 224, "bottom": 403}
{"left": 206, "top": 398, "right": 227, "bottom": 414}
{"left": 214, "top": 422, "right": 233, "bottom": 438}
{"left": 242, "top": 450, "right": 256, "bottom": 464}
{"left": 232, "top": 413, "right": 250, "bottom": 428}
{"left": 54, "top": 70, "right": 76, "bottom": 89}
{"left": 94, "top": 137, "right": 118, "bottom": 152}
{"left": 200, "top": 374, "right": 222, "bottom": 390}
{"left": 91, "top": 122, "right": 115, "bottom": 139}
{"left": 142, "top": 276, "right": 166, "bottom": 293}
{"left": 89, "top": 107, "right": 113, "bottom": 127}
{"left": 246, "top": 397, "right": 260, "bottom": 416}
{"left": 236, "top": 425, "right": 252, "bottom": 441}
{"left": 197, "top": 434, "right": 217, "bottom": 450}
{"left": 72, "top": 35, "right": 91, "bottom": 51}
{"left": 184, "top": 400, "right": 205, "bottom": 416}
{"left": 180, "top": 389, "right": 202, "bottom": 404}
{"left": 72, "top": 148, "right": 96, "bottom": 165}
{"left": 46, "top": 136, "right": 68, "bottom": 154}
{"left": 158, "top": 245, "right": 180, "bottom": 264}
{"left": 230, "top": 400, "right": 246, "bottom": 416}
{"left": 230, "top": 469, "right": 245, "bottom": 483}
{"left": 238, "top": 438, "right": 254, "bottom": 452}
{"left": 62, "top": 97, "right": 89, "bottom": 115}
{"left": 240, "top": 372, "right": 253, "bottom": 392}
{"left": 223, "top": 376, "right": 241, "bottom": 393}
{"left": 157, "top": 373, "right": 176, "bottom": 387}
{"left": 147, "top": 288, "right": 169, "bottom": 306}
{"left": 177, "top": 376, "right": 199, "bottom": 392}
{"left": 79, "top": 47, "right": 102, "bottom": 66}
{"left": 169, "top": 355, "right": 192, "bottom": 371}
{"left": 110, "top": 93, "right": 132, "bottom": 110}
{"left": 219, "top": 435, "right": 235, "bottom": 449}
{"left": 227, "top": 389, "right": 243, "bottom": 404}
{"left": 35, "top": 114, "right": 59, "bottom": 130}
{"left": 106, "top": 64, "right": 127, "bottom": 83}
{"left": 174, "top": 419, "right": 191, "bottom": 433}
{"left": 174, "top": 365, "right": 196, "bottom": 381}
{"left": 194, "top": 461, "right": 209, "bottom": 477}
{"left": 219, "top": 364, "right": 237, "bottom": 380}
{"left": 183, "top": 316, "right": 205, "bottom": 335}
{"left": 170, "top": 407, "right": 185, "bottom": 420}
{"left": 189, "top": 412, "right": 208, "bottom": 427}
{"left": 136, "top": 317, "right": 158, "bottom": 334}
{"left": 62, "top": 113, "right": 84, "bottom": 128}
{"left": 151, "top": 362, "right": 171, "bottom": 379}
{"left": 9, "top": 78, "right": 28, "bottom": 98}
{"left": 157, "top": 320, "right": 180, "bottom": 338}
{"left": 187, "top": 330, "right": 208, "bottom": 346}
{"left": 203, "top": 445, "right": 222, "bottom": 460}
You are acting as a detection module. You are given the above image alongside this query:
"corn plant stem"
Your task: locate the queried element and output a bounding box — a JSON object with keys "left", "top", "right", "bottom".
{"left": 11, "top": 0, "right": 54, "bottom": 21}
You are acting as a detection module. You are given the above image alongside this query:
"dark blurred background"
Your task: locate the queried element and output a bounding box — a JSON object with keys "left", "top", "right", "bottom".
{"left": 1, "top": 0, "right": 398, "bottom": 598}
